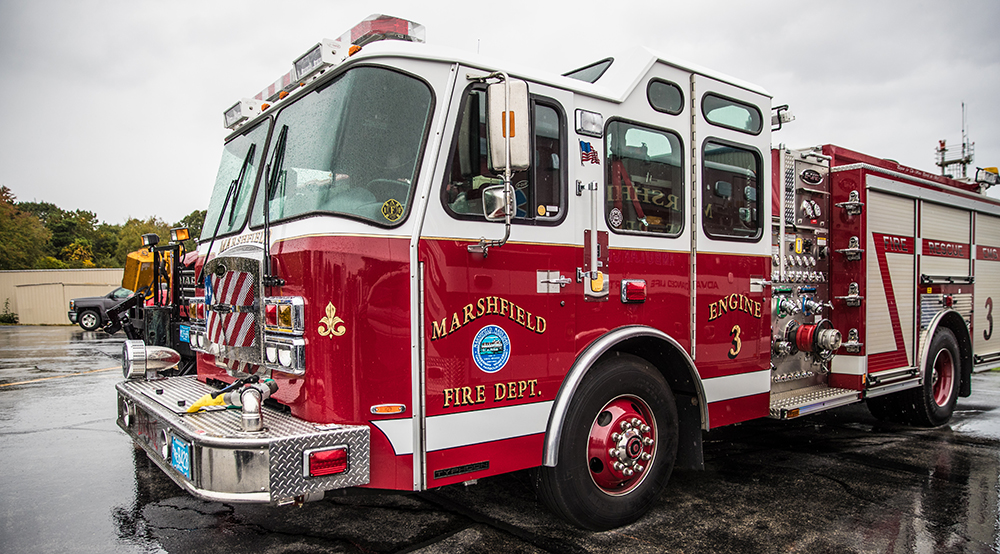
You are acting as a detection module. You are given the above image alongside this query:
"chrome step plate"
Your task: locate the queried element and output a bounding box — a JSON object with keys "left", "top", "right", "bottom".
{"left": 769, "top": 385, "right": 861, "bottom": 419}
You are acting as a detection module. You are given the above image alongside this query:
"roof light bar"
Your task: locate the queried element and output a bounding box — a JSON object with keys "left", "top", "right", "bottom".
{"left": 224, "top": 14, "right": 424, "bottom": 130}
{"left": 255, "top": 69, "right": 296, "bottom": 103}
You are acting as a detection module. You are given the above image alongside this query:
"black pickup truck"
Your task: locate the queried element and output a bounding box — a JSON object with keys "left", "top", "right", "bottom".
{"left": 68, "top": 287, "right": 133, "bottom": 331}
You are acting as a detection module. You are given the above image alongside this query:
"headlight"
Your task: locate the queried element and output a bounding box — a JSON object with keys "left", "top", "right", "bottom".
{"left": 69, "top": 300, "right": 75, "bottom": 310}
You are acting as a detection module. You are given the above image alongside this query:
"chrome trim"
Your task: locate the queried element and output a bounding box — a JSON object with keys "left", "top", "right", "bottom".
{"left": 116, "top": 377, "right": 369, "bottom": 502}
{"left": 918, "top": 309, "right": 960, "bottom": 378}
{"left": 409, "top": 63, "right": 460, "bottom": 491}
{"left": 542, "top": 325, "right": 705, "bottom": 467}
{"left": 865, "top": 378, "right": 921, "bottom": 399}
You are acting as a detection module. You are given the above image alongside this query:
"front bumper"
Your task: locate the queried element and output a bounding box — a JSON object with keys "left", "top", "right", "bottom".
{"left": 116, "top": 376, "right": 369, "bottom": 503}
{"left": 68, "top": 311, "right": 78, "bottom": 323}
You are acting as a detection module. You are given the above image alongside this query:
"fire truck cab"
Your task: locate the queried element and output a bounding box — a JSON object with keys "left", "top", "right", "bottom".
{"left": 115, "top": 15, "right": 1000, "bottom": 530}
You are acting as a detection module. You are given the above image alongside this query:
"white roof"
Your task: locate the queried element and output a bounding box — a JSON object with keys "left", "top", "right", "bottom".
{"left": 352, "top": 41, "right": 771, "bottom": 103}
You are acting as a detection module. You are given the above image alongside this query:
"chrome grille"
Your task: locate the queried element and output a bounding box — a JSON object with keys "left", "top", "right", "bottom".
{"left": 203, "top": 244, "right": 264, "bottom": 373}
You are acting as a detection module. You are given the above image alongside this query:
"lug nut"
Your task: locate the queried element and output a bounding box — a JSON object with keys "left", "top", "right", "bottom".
{"left": 635, "top": 464, "right": 644, "bottom": 473}
{"left": 611, "top": 432, "right": 620, "bottom": 441}
{"left": 623, "top": 468, "right": 634, "bottom": 477}
{"left": 640, "top": 424, "right": 650, "bottom": 433}
{"left": 643, "top": 437, "right": 654, "bottom": 446}
{"left": 641, "top": 452, "right": 652, "bottom": 461}
{"left": 621, "top": 421, "right": 631, "bottom": 431}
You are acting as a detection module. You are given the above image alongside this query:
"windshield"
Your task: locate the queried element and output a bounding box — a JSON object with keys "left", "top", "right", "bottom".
{"left": 251, "top": 66, "right": 433, "bottom": 227}
{"left": 201, "top": 120, "right": 270, "bottom": 240}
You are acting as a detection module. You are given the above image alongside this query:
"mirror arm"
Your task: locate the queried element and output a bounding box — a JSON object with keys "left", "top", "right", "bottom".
{"left": 468, "top": 71, "right": 515, "bottom": 258}
{"left": 467, "top": 185, "right": 512, "bottom": 257}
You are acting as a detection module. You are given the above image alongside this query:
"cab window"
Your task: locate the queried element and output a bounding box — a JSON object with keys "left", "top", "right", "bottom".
{"left": 702, "top": 93, "right": 763, "bottom": 135}
{"left": 702, "top": 141, "right": 762, "bottom": 241}
{"left": 444, "top": 87, "right": 565, "bottom": 222}
{"left": 604, "top": 120, "right": 684, "bottom": 236}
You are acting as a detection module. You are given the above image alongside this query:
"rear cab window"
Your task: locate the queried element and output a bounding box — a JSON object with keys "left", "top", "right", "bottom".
{"left": 604, "top": 119, "right": 684, "bottom": 236}
{"left": 701, "top": 140, "right": 762, "bottom": 241}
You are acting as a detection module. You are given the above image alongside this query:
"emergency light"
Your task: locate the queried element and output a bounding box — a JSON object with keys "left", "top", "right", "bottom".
{"left": 224, "top": 14, "right": 425, "bottom": 131}
{"left": 339, "top": 14, "right": 425, "bottom": 47}
{"left": 170, "top": 227, "right": 190, "bottom": 243}
{"left": 293, "top": 39, "right": 344, "bottom": 83}
{"left": 224, "top": 99, "right": 261, "bottom": 130}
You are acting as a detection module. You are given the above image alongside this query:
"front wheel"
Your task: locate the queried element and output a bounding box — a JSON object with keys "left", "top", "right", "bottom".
{"left": 79, "top": 310, "right": 101, "bottom": 331}
{"left": 535, "top": 353, "right": 678, "bottom": 530}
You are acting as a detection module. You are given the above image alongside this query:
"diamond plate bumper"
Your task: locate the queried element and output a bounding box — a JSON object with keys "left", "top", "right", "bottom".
{"left": 116, "top": 376, "right": 369, "bottom": 503}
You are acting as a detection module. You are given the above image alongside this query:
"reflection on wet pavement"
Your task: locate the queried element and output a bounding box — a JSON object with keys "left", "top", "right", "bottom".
{"left": 1, "top": 326, "right": 999, "bottom": 553}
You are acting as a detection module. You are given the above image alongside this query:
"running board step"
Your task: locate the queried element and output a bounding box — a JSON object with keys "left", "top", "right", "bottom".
{"left": 769, "top": 386, "right": 862, "bottom": 419}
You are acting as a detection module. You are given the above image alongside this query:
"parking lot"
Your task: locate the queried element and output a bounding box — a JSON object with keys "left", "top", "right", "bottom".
{"left": 1, "top": 325, "right": 999, "bottom": 553}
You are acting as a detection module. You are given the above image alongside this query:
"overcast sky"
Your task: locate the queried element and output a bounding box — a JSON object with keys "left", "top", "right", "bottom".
{"left": 1, "top": 0, "right": 997, "bottom": 226}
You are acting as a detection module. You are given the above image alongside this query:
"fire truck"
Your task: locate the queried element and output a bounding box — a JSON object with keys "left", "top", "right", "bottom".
{"left": 115, "top": 14, "right": 1000, "bottom": 530}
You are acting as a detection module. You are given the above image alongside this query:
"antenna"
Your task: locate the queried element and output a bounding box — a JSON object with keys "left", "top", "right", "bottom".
{"left": 936, "top": 102, "right": 975, "bottom": 179}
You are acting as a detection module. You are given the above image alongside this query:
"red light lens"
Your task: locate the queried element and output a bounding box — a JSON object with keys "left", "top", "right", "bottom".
{"left": 623, "top": 280, "right": 647, "bottom": 302}
{"left": 309, "top": 447, "right": 348, "bottom": 477}
{"left": 265, "top": 303, "right": 278, "bottom": 326}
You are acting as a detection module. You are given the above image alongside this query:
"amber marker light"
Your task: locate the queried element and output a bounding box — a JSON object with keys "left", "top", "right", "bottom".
{"left": 370, "top": 404, "right": 406, "bottom": 415}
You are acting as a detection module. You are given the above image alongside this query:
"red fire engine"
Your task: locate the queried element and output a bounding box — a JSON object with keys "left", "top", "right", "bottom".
{"left": 115, "top": 14, "right": 1000, "bottom": 530}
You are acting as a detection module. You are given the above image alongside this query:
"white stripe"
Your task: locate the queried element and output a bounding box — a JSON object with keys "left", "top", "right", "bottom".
{"left": 426, "top": 401, "right": 553, "bottom": 452}
{"left": 702, "top": 370, "right": 770, "bottom": 403}
{"left": 371, "top": 418, "right": 414, "bottom": 455}
{"left": 370, "top": 401, "right": 555, "bottom": 456}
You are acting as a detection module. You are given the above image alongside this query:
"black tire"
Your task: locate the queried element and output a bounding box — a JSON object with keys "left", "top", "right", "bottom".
{"left": 867, "top": 328, "right": 960, "bottom": 427}
{"left": 535, "top": 352, "right": 678, "bottom": 530}
{"left": 79, "top": 309, "right": 101, "bottom": 331}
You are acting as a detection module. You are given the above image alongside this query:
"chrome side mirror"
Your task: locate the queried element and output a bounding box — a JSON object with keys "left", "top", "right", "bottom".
{"left": 482, "top": 184, "right": 513, "bottom": 221}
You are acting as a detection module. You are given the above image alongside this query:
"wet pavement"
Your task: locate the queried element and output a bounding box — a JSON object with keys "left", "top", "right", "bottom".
{"left": 1, "top": 325, "right": 999, "bottom": 553}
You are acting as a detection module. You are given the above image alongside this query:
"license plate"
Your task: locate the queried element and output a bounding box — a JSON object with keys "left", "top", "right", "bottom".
{"left": 170, "top": 435, "right": 191, "bottom": 479}
{"left": 179, "top": 324, "right": 190, "bottom": 343}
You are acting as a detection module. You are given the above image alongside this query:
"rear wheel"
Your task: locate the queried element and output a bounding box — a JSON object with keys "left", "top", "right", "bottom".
{"left": 535, "top": 353, "right": 678, "bottom": 530}
{"left": 79, "top": 309, "right": 101, "bottom": 331}
{"left": 868, "top": 328, "right": 960, "bottom": 426}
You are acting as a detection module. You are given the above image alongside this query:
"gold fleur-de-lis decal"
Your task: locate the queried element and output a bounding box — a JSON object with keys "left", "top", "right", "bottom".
{"left": 318, "top": 302, "right": 346, "bottom": 338}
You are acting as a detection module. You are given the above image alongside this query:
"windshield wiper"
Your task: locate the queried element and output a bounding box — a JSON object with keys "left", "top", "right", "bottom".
{"left": 195, "top": 143, "right": 256, "bottom": 285}
{"left": 262, "top": 126, "right": 288, "bottom": 288}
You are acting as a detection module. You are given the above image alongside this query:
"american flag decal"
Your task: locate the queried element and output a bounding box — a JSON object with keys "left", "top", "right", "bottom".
{"left": 206, "top": 270, "right": 257, "bottom": 348}
{"left": 580, "top": 141, "right": 600, "bottom": 165}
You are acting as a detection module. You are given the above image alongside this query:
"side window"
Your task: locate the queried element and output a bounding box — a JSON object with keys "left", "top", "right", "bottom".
{"left": 702, "top": 141, "right": 762, "bottom": 241}
{"left": 647, "top": 79, "right": 684, "bottom": 115}
{"left": 444, "top": 87, "right": 564, "bottom": 222}
{"left": 702, "top": 93, "right": 763, "bottom": 135}
{"left": 604, "top": 120, "right": 684, "bottom": 235}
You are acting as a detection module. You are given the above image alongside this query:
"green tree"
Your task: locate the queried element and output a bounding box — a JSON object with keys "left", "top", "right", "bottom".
{"left": 61, "top": 238, "right": 96, "bottom": 268}
{"left": 0, "top": 187, "right": 51, "bottom": 270}
{"left": 92, "top": 223, "right": 122, "bottom": 267}
{"left": 116, "top": 217, "right": 172, "bottom": 262}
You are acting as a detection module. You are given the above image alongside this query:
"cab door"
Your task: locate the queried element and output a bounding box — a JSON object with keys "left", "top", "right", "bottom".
{"left": 418, "top": 75, "right": 576, "bottom": 488}
{"left": 691, "top": 75, "right": 773, "bottom": 428}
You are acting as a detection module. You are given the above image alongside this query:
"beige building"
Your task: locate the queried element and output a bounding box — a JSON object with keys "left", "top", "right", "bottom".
{"left": 0, "top": 269, "right": 123, "bottom": 325}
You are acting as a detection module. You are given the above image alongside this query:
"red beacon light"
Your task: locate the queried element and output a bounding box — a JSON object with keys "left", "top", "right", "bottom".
{"left": 339, "top": 14, "right": 425, "bottom": 47}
